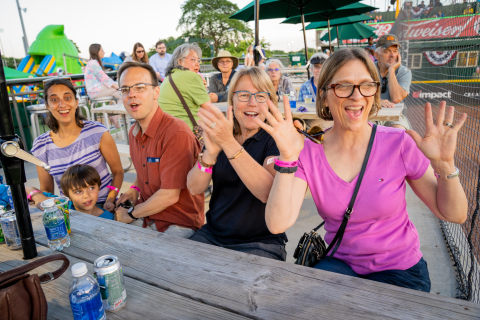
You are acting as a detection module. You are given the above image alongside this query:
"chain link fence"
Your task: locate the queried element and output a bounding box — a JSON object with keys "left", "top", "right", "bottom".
{"left": 394, "top": 1, "right": 480, "bottom": 302}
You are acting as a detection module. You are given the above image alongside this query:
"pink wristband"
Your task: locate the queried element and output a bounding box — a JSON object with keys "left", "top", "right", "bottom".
{"left": 106, "top": 186, "right": 119, "bottom": 193}
{"left": 130, "top": 186, "right": 141, "bottom": 193}
{"left": 27, "top": 190, "right": 42, "bottom": 201}
{"left": 274, "top": 158, "right": 298, "bottom": 168}
{"left": 198, "top": 161, "right": 213, "bottom": 174}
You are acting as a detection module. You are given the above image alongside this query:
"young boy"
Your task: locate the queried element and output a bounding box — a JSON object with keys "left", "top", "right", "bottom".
{"left": 59, "top": 165, "right": 114, "bottom": 219}
{"left": 27, "top": 165, "right": 114, "bottom": 219}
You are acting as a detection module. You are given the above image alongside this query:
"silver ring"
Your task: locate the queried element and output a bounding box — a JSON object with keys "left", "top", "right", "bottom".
{"left": 210, "top": 122, "right": 216, "bottom": 129}
{"left": 443, "top": 122, "right": 453, "bottom": 128}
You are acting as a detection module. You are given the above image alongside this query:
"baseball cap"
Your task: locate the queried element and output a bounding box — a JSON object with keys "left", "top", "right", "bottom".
{"left": 376, "top": 34, "right": 401, "bottom": 49}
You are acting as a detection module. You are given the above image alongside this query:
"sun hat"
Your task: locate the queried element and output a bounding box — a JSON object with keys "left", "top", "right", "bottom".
{"left": 211, "top": 51, "right": 239, "bottom": 72}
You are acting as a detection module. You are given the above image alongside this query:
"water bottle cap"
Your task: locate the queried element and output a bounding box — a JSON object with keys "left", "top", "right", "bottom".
{"left": 290, "top": 91, "right": 295, "bottom": 95}
{"left": 71, "top": 263, "right": 88, "bottom": 277}
{"left": 40, "top": 198, "right": 55, "bottom": 208}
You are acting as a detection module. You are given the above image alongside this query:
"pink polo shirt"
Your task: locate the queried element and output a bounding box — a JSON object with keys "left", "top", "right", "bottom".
{"left": 295, "top": 125, "right": 429, "bottom": 274}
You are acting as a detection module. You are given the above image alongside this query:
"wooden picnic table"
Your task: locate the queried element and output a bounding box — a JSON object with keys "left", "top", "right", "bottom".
{"left": 215, "top": 102, "right": 404, "bottom": 122}
{"left": 1, "top": 208, "right": 479, "bottom": 319}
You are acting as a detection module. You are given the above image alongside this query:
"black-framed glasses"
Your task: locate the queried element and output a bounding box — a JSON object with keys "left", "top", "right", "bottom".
{"left": 118, "top": 83, "right": 157, "bottom": 96}
{"left": 325, "top": 81, "right": 380, "bottom": 98}
{"left": 234, "top": 91, "right": 270, "bottom": 103}
{"left": 381, "top": 77, "right": 388, "bottom": 93}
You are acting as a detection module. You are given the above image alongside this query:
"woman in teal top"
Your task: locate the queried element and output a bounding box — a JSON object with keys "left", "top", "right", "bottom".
{"left": 158, "top": 43, "right": 216, "bottom": 131}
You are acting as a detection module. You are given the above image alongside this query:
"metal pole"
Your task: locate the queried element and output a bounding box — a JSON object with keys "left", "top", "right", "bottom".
{"left": 0, "top": 51, "right": 37, "bottom": 259}
{"left": 300, "top": 9, "right": 311, "bottom": 79}
{"left": 327, "top": 19, "right": 332, "bottom": 52}
{"left": 16, "top": 0, "right": 29, "bottom": 56}
{"left": 337, "top": 26, "right": 340, "bottom": 49}
{"left": 254, "top": 0, "right": 260, "bottom": 66}
{"left": 63, "top": 53, "right": 68, "bottom": 74}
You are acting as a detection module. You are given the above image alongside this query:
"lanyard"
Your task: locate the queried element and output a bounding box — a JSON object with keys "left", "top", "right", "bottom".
{"left": 310, "top": 77, "right": 317, "bottom": 96}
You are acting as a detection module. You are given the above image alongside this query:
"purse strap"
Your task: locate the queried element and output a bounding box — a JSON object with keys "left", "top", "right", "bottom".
{"left": 323, "top": 124, "right": 377, "bottom": 259}
{"left": 168, "top": 74, "right": 198, "bottom": 127}
{"left": 0, "top": 254, "right": 70, "bottom": 284}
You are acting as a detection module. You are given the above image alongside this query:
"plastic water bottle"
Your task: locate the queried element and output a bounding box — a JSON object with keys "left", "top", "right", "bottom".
{"left": 41, "top": 198, "right": 70, "bottom": 251}
{"left": 289, "top": 91, "right": 297, "bottom": 110}
{"left": 7, "top": 186, "right": 14, "bottom": 210}
{"left": 69, "top": 263, "right": 106, "bottom": 320}
{"left": 0, "top": 205, "right": 6, "bottom": 244}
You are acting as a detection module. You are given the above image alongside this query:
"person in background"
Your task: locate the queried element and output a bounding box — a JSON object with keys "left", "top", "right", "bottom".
{"left": 257, "top": 47, "right": 468, "bottom": 292}
{"left": 464, "top": 4, "right": 473, "bottom": 14}
{"left": 114, "top": 62, "right": 204, "bottom": 237}
{"left": 365, "top": 47, "right": 375, "bottom": 62}
{"left": 379, "top": 15, "right": 384, "bottom": 22}
{"left": 60, "top": 165, "right": 114, "bottom": 219}
{"left": 374, "top": 34, "right": 412, "bottom": 129}
{"left": 187, "top": 67, "right": 287, "bottom": 261}
{"left": 258, "top": 48, "right": 267, "bottom": 70}
{"left": 124, "top": 43, "right": 149, "bottom": 63}
{"left": 325, "top": 48, "right": 331, "bottom": 56}
{"left": 158, "top": 43, "right": 217, "bottom": 134}
{"left": 149, "top": 41, "right": 172, "bottom": 82}
{"left": 365, "top": 37, "right": 376, "bottom": 51}
{"left": 84, "top": 43, "right": 121, "bottom": 130}
{"left": 265, "top": 59, "right": 295, "bottom": 99}
{"left": 419, "top": 1, "right": 425, "bottom": 8}
{"left": 208, "top": 51, "right": 238, "bottom": 103}
{"left": 28, "top": 78, "right": 123, "bottom": 212}
{"left": 472, "top": 67, "right": 480, "bottom": 79}
{"left": 245, "top": 45, "right": 255, "bottom": 67}
{"left": 298, "top": 53, "right": 328, "bottom": 103}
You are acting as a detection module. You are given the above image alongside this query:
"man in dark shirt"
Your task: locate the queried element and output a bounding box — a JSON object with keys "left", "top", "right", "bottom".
{"left": 208, "top": 51, "right": 238, "bottom": 103}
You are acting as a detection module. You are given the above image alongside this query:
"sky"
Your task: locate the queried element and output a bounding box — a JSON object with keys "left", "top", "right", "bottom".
{"left": 0, "top": 0, "right": 388, "bottom": 59}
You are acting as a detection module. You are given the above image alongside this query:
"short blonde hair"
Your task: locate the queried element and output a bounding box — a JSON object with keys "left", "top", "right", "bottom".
{"left": 227, "top": 67, "right": 278, "bottom": 136}
{"left": 316, "top": 48, "right": 380, "bottom": 121}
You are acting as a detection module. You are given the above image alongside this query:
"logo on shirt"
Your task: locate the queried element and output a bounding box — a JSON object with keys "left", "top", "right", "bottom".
{"left": 379, "top": 178, "right": 384, "bottom": 182}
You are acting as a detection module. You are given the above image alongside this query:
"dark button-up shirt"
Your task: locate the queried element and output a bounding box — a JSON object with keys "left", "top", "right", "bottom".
{"left": 208, "top": 70, "right": 236, "bottom": 102}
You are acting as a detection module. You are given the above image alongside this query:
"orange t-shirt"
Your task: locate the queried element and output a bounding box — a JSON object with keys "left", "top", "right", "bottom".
{"left": 129, "top": 106, "right": 204, "bottom": 232}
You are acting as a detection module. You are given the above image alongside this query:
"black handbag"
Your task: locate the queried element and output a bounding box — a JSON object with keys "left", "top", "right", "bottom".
{"left": 293, "top": 124, "right": 377, "bottom": 267}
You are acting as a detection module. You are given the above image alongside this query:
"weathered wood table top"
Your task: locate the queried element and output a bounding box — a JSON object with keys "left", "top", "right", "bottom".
{"left": 215, "top": 102, "right": 404, "bottom": 122}
{"left": 1, "top": 209, "right": 479, "bottom": 319}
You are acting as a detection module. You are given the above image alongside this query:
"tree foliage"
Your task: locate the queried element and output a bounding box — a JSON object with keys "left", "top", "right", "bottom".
{"left": 177, "top": 0, "right": 252, "bottom": 55}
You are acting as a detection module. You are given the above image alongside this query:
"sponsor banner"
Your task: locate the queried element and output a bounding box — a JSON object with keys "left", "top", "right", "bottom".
{"left": 333, "top": 16, "right": 480, "bottom": 45}
{"left": 409, "top": 83, "right": 480, "bottom": 104}
{"left": 423, "top": 51, "right": 457, "bottom": 65}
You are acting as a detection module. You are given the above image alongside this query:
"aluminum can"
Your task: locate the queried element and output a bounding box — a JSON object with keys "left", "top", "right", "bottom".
{"left": 0, "top": 210, "right": 22, "bottom": 250}
{"left": 93, "top": 255, "right": 127, "bottom": 311}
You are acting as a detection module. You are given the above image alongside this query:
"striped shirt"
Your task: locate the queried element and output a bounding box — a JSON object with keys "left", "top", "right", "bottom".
{"left": 31, "top": 121, "right": 112, "bottom": 202}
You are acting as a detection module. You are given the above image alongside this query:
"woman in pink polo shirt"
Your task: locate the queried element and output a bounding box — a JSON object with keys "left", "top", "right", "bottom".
{"left": 255, "top": 48, "right": 468, "bottom": 292}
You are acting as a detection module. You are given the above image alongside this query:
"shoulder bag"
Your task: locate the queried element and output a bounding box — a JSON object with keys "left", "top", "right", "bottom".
{"left": 293, "top": 124, "right": 377, "bottom": 267}
{"left": 168, "top": 74, "right": 205, "bottom": 149}
{"left": 0, "top": 254, "right": 70, "bottom": 320}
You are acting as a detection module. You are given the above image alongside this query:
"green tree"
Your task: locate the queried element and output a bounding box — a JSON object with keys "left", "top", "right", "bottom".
{"left": 69, "top": 40, "right": 81, "bottom": 53}
{"left": 223, "top": 39, "right": 271, "bottom": 58}
{"left": 177, "top": 0, "right": 252, "bottom": 55}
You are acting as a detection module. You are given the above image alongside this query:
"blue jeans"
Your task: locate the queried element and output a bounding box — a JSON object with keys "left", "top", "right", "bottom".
{"left": 189, "top": 227, "right": 286, "bottom": 261}
{"left": 314, "top": 257, "right": 431, "bottom": 292}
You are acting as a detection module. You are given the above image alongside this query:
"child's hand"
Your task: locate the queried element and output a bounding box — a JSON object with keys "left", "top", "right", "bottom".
{"left": 104, "top": 200, "right": 116, "bottom": 212}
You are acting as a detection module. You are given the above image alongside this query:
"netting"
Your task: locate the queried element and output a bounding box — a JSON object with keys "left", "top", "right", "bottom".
{"left": 394, "top": 0, "right": 480, "bottom": 302}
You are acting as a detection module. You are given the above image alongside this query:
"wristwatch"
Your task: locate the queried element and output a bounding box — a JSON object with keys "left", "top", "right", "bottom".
{"left": 127, "top": 207, "right": 138, "bottom": 221}
{"left": 274, "top": 164, "right": 298, "bottom": 174}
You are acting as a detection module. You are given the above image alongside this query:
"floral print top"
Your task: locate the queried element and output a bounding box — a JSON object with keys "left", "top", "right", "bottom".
{"left": 84, "top": 59, "right": 114, "bottom": 98}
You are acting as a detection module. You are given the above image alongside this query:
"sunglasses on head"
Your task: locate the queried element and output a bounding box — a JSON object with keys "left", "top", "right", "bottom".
{"left": 136, "top": 50, "right": 145, "bottom": 53}
{"left": 292, "top": 118, "right": 324, "bottom": 144}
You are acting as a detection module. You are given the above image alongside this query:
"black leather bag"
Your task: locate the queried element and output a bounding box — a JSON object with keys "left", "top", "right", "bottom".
{"left": 293, "top": 124, "right": 377, "bottom": 267}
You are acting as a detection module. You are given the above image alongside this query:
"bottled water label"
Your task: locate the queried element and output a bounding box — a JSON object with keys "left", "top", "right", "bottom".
{"left": 290, "top": 100, "right": 296, "bottom": 109}
{"left": 45, "top": 223, "right": 67, "bottom": 241}
{"left": 70, "top": 290, "right": 106, "bottom": 320}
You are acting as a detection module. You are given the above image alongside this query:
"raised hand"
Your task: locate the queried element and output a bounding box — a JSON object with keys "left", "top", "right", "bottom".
{"left": 253, "top": 97, "right": 305, "bottom": 161}
{"left": 197, "top": 104, "right": 234, "bottom": 152}
{"left": 406, "top": 101, "right": 467, "bottom": 166}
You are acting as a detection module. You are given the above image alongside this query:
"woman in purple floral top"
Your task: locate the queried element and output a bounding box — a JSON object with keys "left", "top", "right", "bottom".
{"left": 85, "top": 44, "right": 121, "bottom": 128}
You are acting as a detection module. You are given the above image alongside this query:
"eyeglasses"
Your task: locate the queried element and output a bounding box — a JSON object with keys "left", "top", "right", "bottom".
{"left": 234, "top": 91, "right": 270, "bottom": 103}
{"left": 184, "top": 57, "right": 202, "bottom": 64}
{"left": 267, "top": 68, "right": 280, "bottom": 73}
{"left": 381, "top": 77, "right": 388, "bottom": 93}
{"left": 136, "top": 50, "right": 145, "bottom": 53}
{"left": 218, "top": 60, "right": 233, "bottom": 65}
{"left": 325, "top": 82, "right": 379, "bottom": 98}
{"left": 118, "top": 83, "right": 157, "bottom": 95}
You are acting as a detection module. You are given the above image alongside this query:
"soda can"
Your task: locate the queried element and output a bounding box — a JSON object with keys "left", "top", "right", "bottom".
{"left": 0, "top": 210, "right": 22, "bottom": 250}
{"left": 93, "top": 255, "right": 127, "bottom": 311}
{"left": 55, "top": 196, "right": 71, "bottom": 234}
{"left": 0, "top": 205, "right": 5, "bottom": 244}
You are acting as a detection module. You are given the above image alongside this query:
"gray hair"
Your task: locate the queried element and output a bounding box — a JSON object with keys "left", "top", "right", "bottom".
{"left": 309, "top": 52, "right": 329, "bottom": 71}
{"left": 265, "top": 59, "right": 284, "bottom": 72}
{"left": 165, "top": 43, "right": 202, "bottom": 77}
